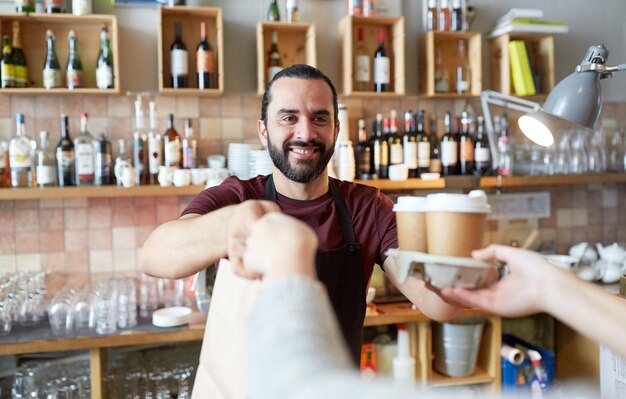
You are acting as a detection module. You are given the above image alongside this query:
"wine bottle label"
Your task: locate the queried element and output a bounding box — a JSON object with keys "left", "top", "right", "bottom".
{"left": 148, "top": 135, "right": 162, "bottom": 173}
{"left": 374, "top": 57, "right": 390, "bottom": 84}
{"left": 43, "top": 68, "right": 62, "bottom": 89}
{"left": 440, "top": 141, "right": 458, "bottom": 166}
{"left": 14, "top": 65, "right": 27, "bottom": 87}
{"left": 390, "top": 143, "right": 403, "bottom": 165}
{"left": 456, "top": 79, "right": 469, "bottom": 93}
{"left": 267, "top": 66, "right": 283, "bottom": 82}
{"left": 67, "top": 69, "right": 82, "bottom": 89}
{"left": 96, "top": 65, "right": 113, "bottom": 89}
{"left": 165, "top": 140, "right": 181, "bottom": 166}
{"left": 197, "top": 50, "right": 215, "bottom": 73}
{"left": 460, "top": 141, "right": 474, "bottom": 161}
{"left": 56, "top": 151, "right": 75, "bottom": 170}
{"left": 16, "top": 0, "right": 34, "bottom": 7}
{"left": 435, "top": 76, "right": 449, "bottom": 93}
{"left": 417, "top": 142, "right": 431, "bottom": 168}
{"left": 9, "top": 148, "right": 31, "bottom": 169}
{"left": 355, "top": 55, "right": 370, "bottom": 83}
{"left": 475, "top": 147, "right": 491, "bottom": 163}
{"left": 1, "top": 64, "right": 14, "bottom": 86}
{"left": 171, "top": 49, "right": 188, "bottom": 76}
{"left": 71, "top": 0, "right": 91, "bottom": 15}
{"left": 36, "top": 165, "right": 56, "bottom": 185}
{"left": 429, "top": 158, "right": 442, "bottom": 173}
{"left": 45, "top": 0, "right": 62, "bottom": 8}
{"left": 76, "top": 143, "right": 95, "bottom": 177}
{"left": 403, "top": 142, "right": 417, "bottom": 168}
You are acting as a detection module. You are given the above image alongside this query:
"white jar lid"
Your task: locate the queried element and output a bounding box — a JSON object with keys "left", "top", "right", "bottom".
{"left": 393, "top": 196, "right": 427, "bottom": 212}
{"left": 425, "top": 190, "right": 491, "bottom": 214}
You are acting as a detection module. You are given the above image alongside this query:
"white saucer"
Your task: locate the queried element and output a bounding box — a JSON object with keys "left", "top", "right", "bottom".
{"left": 386, "top": 249, "right": 492, "bottom": 289}
{"left": 152, "top": 306, "right": 192, "bottom": 328}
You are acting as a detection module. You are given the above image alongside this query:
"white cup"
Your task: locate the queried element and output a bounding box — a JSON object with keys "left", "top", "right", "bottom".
{"left": 207, "top": 154, "right": 226, "bottom": 170}
{"left": 115, "top": 161, "right": 135, "bottom": 188}
{"left": 158, "top": 166, "right": 176, "bottom": 187}
{"left": 173, "top": 169, "right": 191, "bottom": 187}
{"left": 190, "top": 168, "right": 208, "bottom": 185}
{"left": 389, "top": 164, "right": 409, "bottom": 181}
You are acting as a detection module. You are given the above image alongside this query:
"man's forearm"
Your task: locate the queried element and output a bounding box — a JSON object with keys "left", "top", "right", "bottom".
{"left": 140, "top": 206, "right": 234, "bottom": 279}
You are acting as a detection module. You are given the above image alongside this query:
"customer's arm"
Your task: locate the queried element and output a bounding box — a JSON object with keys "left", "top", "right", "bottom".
{"left": 140, "top": 200, "right": 279, "bottom": 279}
{"left": 442, "top": 245, "right": 626, "bottom": 359}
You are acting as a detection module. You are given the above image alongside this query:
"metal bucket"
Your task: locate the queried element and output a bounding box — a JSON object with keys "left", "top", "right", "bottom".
{"left": 432, "top": 317, "right": 485, "bottom": 377}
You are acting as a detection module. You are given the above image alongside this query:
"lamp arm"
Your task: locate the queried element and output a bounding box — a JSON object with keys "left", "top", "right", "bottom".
{"left": 480, "top": 91, "right": 542, "bottom": 171}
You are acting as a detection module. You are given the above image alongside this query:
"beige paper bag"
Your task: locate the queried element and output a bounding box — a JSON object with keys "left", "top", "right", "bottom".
{"left": 191, "top": 259, "right": 264, "bottom": 399}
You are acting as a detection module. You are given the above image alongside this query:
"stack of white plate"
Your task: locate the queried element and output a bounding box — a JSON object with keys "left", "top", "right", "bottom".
{"left": 152, "top": 306, "right": 192, "bottom": 327}
{"left": 227, "top": 143, "right": 252, "bottom": 179}
{"left": 249, "top": 148, "right": 273, "bottom": 177}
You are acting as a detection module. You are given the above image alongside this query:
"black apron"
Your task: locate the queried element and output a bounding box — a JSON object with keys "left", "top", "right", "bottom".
{"left": 264, "top": 175, "right": 366, "bottom": 365}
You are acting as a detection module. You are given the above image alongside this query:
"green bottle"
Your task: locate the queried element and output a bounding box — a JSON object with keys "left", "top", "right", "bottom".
{"left": 267, "top": 0, "right": 280, "bottom": 21}
{"left": 0, "top": 35, "right": 14, "bottom": 89}
{"left": 66, "top": 30, "right": 83, "bottom": 89}
{"left": 43, "top": 30, "right": 62, "bottom": 89}
{"left": 11, "top": 22, "right": 28, "bottom": 88}
{"left": 15, "top": 0, "right": 35, "bottom": 13}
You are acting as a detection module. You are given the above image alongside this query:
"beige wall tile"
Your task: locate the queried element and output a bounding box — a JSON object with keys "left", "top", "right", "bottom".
{"left": 221, "top": 118, "right": 244, "bottom": 140}
{"left": 136, "top": 205, "right": 157, "bottom": 226}
{"left": 135, "top": 226, "right": 156, "bottom": 247}
{"left": 0, "top": 255, "right": 16, "bottom": 273}
{"left": 602, "top": 188, "right": 618, "bottom": 208}
{"left": 220, "top": 96, "right": 242, "bottom": 117}
{"left": 16, "top": 254, "right": 41, "bottom": 272}
{"left": 41, "top": 252, "right": 65, "bottom": 273}
{"left": 113, "top": 249, "right": 136, "bottom": 272}
{"left": 35, "top": 118, "right": 59, "bottom": 137}
{"left": 84, "top": 96, "right": 108, "bottom": 117}
{"left": 0, "top": 95, "right": 10, "bottom": 117}
{"left": 16, "top": 232, "right": 40, "bottom": 253}
{"left": 36, "top": 96, "right": 59, "bottom": 118}
{"left": 108, "top": 96, "right": 131, "bottom": 118}
{"left": 0, "top": 118, "right": 11, "bottom": 141}
{"left": 112, "top": 227, "right": 136, "bottom": 249}
{"left": 157, "top": 204, "right": 180, "bottom": 224}
{"left": 89, "top": 229, "right": 112, "bottom": 250}
{"left": 570, "top": 208, "right": 588, "bottom": 227}
{"left": 39, "top": 231, "right": 65, "bottom": 253}
{"left": 11, "top": 96, "right": 36, "bottom": 118}
{"left": 0, "top": 234, "right": 16, "bottom": 255}
{"left": 40, "top": 199, "right": 64, "bottom": 208}
{"left": 242, "top": 96, "right": 261, "bottom": 119}
{"left": 89, "top": 207, "right": 112, "bottom": 229}
{"left": 0, "top": 211, "right": 14, "bottom": 233}
{"left": 200, "top": 117, "right": 222, "bottom": 139}
{"left": 15, "top": 199, "right": 38, "bottom": 210}
{"left": 65, "top": 230, "right": 88, "bottom": 252}
{"left": 64, "top": 208, "right": 88, "bottom": 230}
{"left": 60, "top": 96, "right": 83, "bottom": 115}
{"left": 66, "top": 251, "right": 89, "bottom": 273}
{"left": 556, "top": 208, "right": 573, "bottom": 228}
{"left": 177, "top": 97, "right": 200, "bottom": 118}
{"left": 200, "top": 97, "right": 221, "bottom": 117}
{"left": 63, "top": 198, "right": 88, "bottom": 208}
{"left": 40, "top": 209, "right": 64, "bottom": 232}
{"left": 15, "top": 209, "right": 39, "bottom": 232}
{"left": 112, "top": 207, "right": 136, "bottom": 227}
{"left": 155, "top": 96, "right": 177, "bottom": 117}
{"left": 603, "top": 207, "right": 619, "bottom": 225}
{"left": 89, "top": 250, "right": 113, "bottom": 273}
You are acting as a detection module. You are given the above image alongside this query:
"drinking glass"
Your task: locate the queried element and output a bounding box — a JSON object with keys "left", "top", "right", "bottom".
{"left": 608, "top": 127, "right": 625, "bottom": 171}
{"left": 569, "top": 130, "right": 589, "bottom": 174}
{"left": 73, "top": 284, "right": 97, "bottom": 331}
{"left": 555, "top": 132, "right": 572, "bottom": 174}
{"left": 95, "top": 280, "right": 118, "bottom": 335}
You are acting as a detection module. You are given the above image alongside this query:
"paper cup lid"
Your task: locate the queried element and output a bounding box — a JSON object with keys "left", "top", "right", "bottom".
{"left": 425, "top": 190, "right": 491, "bottom": 214}
{"left": 393, "top": 196, "right": 427, "bottom": 212}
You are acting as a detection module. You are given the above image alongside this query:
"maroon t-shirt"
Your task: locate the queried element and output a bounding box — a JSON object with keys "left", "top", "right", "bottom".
{"left": 182, "top": 175, "right": 398, "bottom": 288}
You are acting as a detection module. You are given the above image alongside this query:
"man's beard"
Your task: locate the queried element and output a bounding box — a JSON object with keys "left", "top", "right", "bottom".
{"left": 266, "top": 134, "right": 334, "bottom": 184}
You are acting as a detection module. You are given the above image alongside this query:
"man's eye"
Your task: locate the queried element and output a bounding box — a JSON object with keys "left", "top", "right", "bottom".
{"left": 281, "top": 115, "right": 297, "bottom": 123}
{"left": 312, "top": 116, "right": 329, "bottom": 125}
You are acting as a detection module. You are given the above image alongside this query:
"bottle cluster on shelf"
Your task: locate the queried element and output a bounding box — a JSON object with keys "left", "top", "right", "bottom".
{"left": 426, "top": 0, "right": 469, "bottom": 32}
{"left": 352, "top": 26, "right": 391, "bottom": 93}
{"left": 15, "top": 0, "right": 93, "bottom": 15}
{"left": 0, "top": 23, "right": 114, "bottom": 90}
{"left": 354, "top": 108, "right": 494, "bottom": 180}
{"left": 169, "top": 20, "right": 217, "bottom": 90}
{"left": 0, "top": 100, "right": 198, "bottom": 189}
{"left": 346, "top": 0, "right": 376, "bottom": 17}
{"left": 434, "top": 38, "right": 471, "bottom": 95}
{"left": 267, "top": 0, "right": 299, "bottom": 24}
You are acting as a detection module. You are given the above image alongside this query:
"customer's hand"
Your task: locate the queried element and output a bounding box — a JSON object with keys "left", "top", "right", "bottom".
{"left": 227, "top": 200, "right": 280, "bottom": 279}
{"left": 243, "top": 213, "right": 318, "bottom": 283}
{"left": 441, "top": 245, "right": 562, "bottom": 317}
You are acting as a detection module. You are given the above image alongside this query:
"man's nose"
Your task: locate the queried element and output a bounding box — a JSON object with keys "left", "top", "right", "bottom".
{"left": 294, "top": 119, "right": 316, "bottom": 141}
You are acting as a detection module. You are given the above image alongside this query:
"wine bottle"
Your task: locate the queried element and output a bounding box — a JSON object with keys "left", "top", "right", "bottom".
{"left": 55, "top": 114, "right": 75, "bottom": 187}
{"left": 434, "top": 48, "right": 449, "bottom": 93}
{"left": 114, "top": 139, "right": 129, "bottom": 186}
{"left": 354, "top": 27, "right": 370, "bottom": 92}
{"left": 402, "top": 110, "right": 418, "bottom": 178}
{"left": 9, "top": 113, "right": 34, "bottom": 188}
{"left": 94, "top": 132, "right": 113, "bottom": 186}
{"left": 74, "top": 112, "right": 95, "bottom": 186}
{"left": 182, "top": 119, "right": 197, "bottom": 169}
{"left": 43, "top": 30, "right": 62, "bottom": 90}
{"left": 197, "top": 22, "right": 216, "bottom": 90}
{"left": 355, "top": 119, "right": 371, "bottom": 179}
{"left": 285, "top": 0, "right": 299, "bottom": 23}
{"left": 426, "top": 0, "right": 437, "bottom": 31}
{"left": 15, "top": 0, "right": 34, "bottom": 12}
{"left": 440, "top": 111, "right": 458, "bottom": 176}
{"left": 0, "top": 141, "right": 11, "bottom": 188}
{"left": 1, "top": 35, "right": 14, "bottom": 89}
{"left": 428, "top": 114, "right": 441, "bottom": 174}
{"left": 96, "top": 26, "right": 114, "bottom": 90}
{"left": 66, "top": 30, "right": 83, "bottom": 89}
{"left": 45, "top": 0, "right": 62, "bottom": 13}
{"left": 438, "top": 0, "right": 451, "bottom": 32}
{"left": 36, "top": 131, "right": 57, "bottom": 187}
{"left": 163, "top": 113, "right": 182, "bottom": 168}
{"left": 267, "top": 0, "right": 280, "bottom": 21}
{"left": 133, "top": 100, "right": 148, "bottom": 185}
{"left": 473, "top": 116, "right": 492, "bottom": 176}
{"left": 373, "top": 28, "right": 390, "bottom": 93}
{"left": 11, "top": 22, "right": 28, "bottom": 88}
{"left": 369, "top": 113, "right": 388, "bottom": 179}
{"left": 267, "top": 31, "right": 282, "bottom": 83}
{"left": 458, "top": 111, "right": 474, "bottom": 175}
{"left": 171, "top": 21, "right": 189, "bottom": 89}
{"left": 451, "top": 0, "right": 464, "bottom": 32}
{"left": 147, "top": 101, "right": 162, "bottom": 185}
{"left": 387, "top": 110, "right": 403, "bottom": 167}
{"left": 416, "top": 110, "right": 431, "bottom": 176}
{"left": 456, "top": 39, "right": 470, "bottom": 94}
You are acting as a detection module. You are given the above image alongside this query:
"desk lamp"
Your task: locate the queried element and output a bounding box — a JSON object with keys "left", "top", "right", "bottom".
{"left": 481, "top": 45, "right": 626, "bottom": 169}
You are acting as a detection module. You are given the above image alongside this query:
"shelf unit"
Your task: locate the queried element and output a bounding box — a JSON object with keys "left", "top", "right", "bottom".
{"left": 418, "top": 31, "right": 482, "bottom": 97}
{"left": 0, "top": 13, "right": 119, "bottom": 94}
{"left": 489, "top": 32, "right": 555, "bottom": 96}
{"left": 2, "top": 174, "right": 624, "bottom": 200}
{"left": 157, "top": 6, "right": 224, "bottom": 95}
{"left": 256, "top": 21, "right": 317, "bottom": 95}
{"left": 338, "top": 15, "right": 405, "bottom": 96}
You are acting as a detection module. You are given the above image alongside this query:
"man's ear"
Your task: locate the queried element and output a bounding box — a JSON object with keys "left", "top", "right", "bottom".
{"left": 334, "top": 121, "right": 340, "bottom": 141}
{"left": 258, "top": 120, "right": 269, "bottom": 146}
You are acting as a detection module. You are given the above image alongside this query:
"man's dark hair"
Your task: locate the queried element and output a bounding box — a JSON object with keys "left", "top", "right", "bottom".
{"left": 260, "top": 64, "right": 339, "bottom": 129}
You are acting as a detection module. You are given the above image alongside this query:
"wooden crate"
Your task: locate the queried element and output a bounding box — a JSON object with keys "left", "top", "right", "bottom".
{"left": 0, "top": 13, "right": 119, "bottom": 94}
{"left": 419, "top": 31, "right": 482, "bottom": 98}
{"left": 256, "top": 21, "right": 316, "bottom": 95}
{"left": 158, "top": 6, "right": 223, "bottom": 95}
{"left": 489, "top": 33, "right": 555, "bottom": 96}
{"left": 338, "top": 15, "right": 405, "bottom": 97}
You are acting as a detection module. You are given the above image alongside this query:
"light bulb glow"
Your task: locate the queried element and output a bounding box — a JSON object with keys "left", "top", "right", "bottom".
{"left": 518, "top": 115, "right": 555, "bottom": 147}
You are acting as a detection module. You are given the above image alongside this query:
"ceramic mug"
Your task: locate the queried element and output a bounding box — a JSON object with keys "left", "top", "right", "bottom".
{"left": 190, "top": 168, "right": 208, "bottom": 186}
{"left": 114, "top": 161, "right": 135, "bottom": 188}
{"left": 158, "top": 166, "right": 176, "bottom": 187}
{"left": 173, "top": 169, "right": 191, "bottom": 187}
{"left": 207, "top": 154, "right": 226, "bottom": 170}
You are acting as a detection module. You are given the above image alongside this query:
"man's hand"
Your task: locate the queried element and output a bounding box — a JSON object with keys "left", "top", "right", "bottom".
{"left": 441, "top": 245, "right": 557, "bottom": 317}
{"left": 243, "top": 213, "right": 318, "bottom": 282}
{"left": 227, "top": 200, "right": 280, "bottom": 279}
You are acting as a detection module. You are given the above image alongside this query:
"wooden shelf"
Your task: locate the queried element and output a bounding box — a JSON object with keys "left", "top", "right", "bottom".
{"left": 0, "top": 13, "right": 120, "bottom": 93}
{"left": 0, "top": 185, "right": 204, "bottom": 200}
{"left": 159, "top": 88, "right": 222, "bottom": 96}
{"left": 479, "top": 173, "right": 626, "bottom": 188}
{"left": 357, "top": 177, "right": 445, "bottom": 191}
{"left": 364, "top": 302, "right": 493, "bottom": 327}
{"left": 430, "top": 364, "right": 494, "bottom": 387}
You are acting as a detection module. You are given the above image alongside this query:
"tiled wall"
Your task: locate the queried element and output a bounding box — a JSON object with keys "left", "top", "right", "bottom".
{"left": 0, "top": 93, "right": 625, "bottom": 279}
